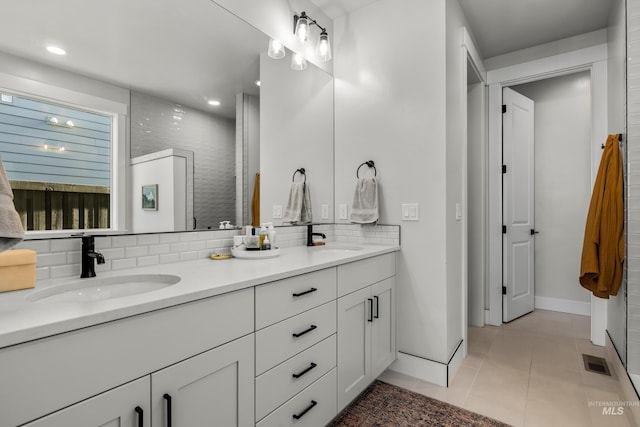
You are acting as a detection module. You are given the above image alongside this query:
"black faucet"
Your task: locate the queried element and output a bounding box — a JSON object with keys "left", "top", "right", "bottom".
{"left": 307, "top": 224, "right": 326, "bottom": 246}
{"left": 81, "top": 235, "right": 105, "bottom": 278}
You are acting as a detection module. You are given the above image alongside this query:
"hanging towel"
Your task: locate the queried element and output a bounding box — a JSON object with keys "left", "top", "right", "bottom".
{"left": 251, "top": 172, "right": 260, "bottom": 226}
{"left": 283, "top": 182, "right": 312, "bottom": 223}
{"left": 0, "top": 156, "right": 24, "bottom": 252}
{"left": 351, "top": 176, "right": 378, "bottom": 224}
{"left": 579, "top": 134, "right": 624, "bottom": 298}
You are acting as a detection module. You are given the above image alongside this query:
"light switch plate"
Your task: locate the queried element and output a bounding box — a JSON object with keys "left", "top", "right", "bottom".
{"left": 401, "top": 203, "right": 419, "bottom": 221}
{"left": 455, "top": 203, "right": 462, "bottom": 221}
{"left": 321, "top": 204, "right": 329, "bottom": 220}
{"left": 339, "top": 204, "right": 348, "bottom": 220}
{"left": 272, "top": 205, "right": 282, "bottom": 219}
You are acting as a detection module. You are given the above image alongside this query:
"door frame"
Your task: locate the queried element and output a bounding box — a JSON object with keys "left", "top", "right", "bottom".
{"left": 487, "top": 44, "right": 608, "bottom": 345}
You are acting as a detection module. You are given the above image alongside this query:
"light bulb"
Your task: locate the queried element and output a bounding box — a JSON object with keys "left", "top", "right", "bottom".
{"left": 65, "top": 120, "right": 74, "bottom": 127}
{"left": 48, "top": 117, "right": 58, "bottom": 125}
{"left": 295, "top": 14, "right": 309, "bottom": 43}
{"left": 267, "top": 38, "right": 285, "bottom": 59}
{"left": 316, "top": 31, "right": 331, "bottom": 62}
{"left": 291, "top": 52, "right": 308, "bottom": 71}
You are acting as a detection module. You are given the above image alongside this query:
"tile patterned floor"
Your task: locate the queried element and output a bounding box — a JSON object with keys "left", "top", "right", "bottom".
{"left": 379, "top": 309, "right": 639, "bottom": 427}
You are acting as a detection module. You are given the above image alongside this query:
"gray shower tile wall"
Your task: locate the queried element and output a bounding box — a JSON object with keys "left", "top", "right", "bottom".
{"left": 130, "top": 91, "right": 236, "bottom": 231}
{"left": 627, "top": 0, "right": 640, "bottom": 374}
{"left": 14, "top": 225, "right": 400, "bottom": 281}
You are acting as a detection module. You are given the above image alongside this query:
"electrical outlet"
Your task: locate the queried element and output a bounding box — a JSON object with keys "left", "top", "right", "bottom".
{"left": 272, "top": 205, "right": 282, "bottom": 218}
{"left": 321, "top": 204, "right": 329, "bottom": 220}
{"left": 339, "top": 204, "right": 348, "bottom": 220}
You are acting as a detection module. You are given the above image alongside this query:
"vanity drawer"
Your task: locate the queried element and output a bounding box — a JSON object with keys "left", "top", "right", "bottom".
{"left": 255, "top": 301, "right": 336, "bottom": 375}
{"left": 256, "top": 368, "right": 337, "bottom": 427}
{"left": 337, "top": 252, "right": 396, "bottom": 297}
{"left": 256, "top": 334, "right": 336, "bottom": 421}
{"left": 255, "top": 268, "right": 336, "bottom": 329}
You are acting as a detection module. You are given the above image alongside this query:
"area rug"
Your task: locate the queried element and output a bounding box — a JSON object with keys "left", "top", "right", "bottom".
{"left": 327, "top": 380, "right": 511, "bottom": 427}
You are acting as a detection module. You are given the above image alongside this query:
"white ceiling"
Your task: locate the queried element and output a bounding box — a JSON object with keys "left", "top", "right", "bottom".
{"left": 311, "top": 0, "right": 614, "bottom": 59}
{"left": 0, "top": 0, "right": 266, "bottom": 118}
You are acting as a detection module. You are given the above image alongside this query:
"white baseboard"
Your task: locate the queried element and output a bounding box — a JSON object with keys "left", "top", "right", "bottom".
{"left": 389, "top": 342, "right": 464, "bottom": 388}
{"left": 535, "top": 295, "right": 590, "bottom": 316}
{"left": 389, "top": 352, "right": 447, "bottom": 387}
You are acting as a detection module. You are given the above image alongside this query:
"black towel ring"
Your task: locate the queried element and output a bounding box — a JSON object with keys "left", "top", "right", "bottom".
{"left": 292, "top": 168, "right": 306, "bottom": 183}
{"left": 356, "top": 160, "right": 376, "bottom": 178}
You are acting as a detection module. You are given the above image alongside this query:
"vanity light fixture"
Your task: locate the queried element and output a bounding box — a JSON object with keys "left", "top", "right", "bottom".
{"left": 293, "top": 11, "right": 331, "bottom": 62}
{"left": 291, "top": 52, "right": 308, "bottom": 71}
{"left": 267, "top": 38, "right": 286, "bottom": 59}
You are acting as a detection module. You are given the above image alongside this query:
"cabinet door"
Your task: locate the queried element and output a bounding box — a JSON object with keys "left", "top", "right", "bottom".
{"left": 371, "top": 277, "right": 396, "bottom": 379}
{"left": 337, "top": 286, "right": 372, "bottom": 412}
{"left": 151, "top": 334, "right": 254, "bottom": 427}
{"left": 23, "top": 377, "right": 150, "bottom": 427}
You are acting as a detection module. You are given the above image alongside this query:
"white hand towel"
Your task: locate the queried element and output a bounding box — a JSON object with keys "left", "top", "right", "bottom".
{"left": 283, "top": 182, "right": 312, "bottom": 223}
{"left": 0, "top": 157, "right": 24, "bottom": 252}
{"left": 350, "top": 177, "right": 378, "bottom": 224}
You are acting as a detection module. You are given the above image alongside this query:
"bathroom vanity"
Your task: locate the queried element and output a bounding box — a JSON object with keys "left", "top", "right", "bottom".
{"left": 0, "top": 244, "right": 398, "bottom": 427}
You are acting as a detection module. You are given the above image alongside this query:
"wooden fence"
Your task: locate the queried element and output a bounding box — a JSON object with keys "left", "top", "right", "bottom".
{"left": 11, "top": 181, "right": 110, "bottom": 231}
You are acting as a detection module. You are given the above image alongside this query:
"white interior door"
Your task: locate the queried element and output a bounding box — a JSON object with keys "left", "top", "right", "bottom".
{"left": 503, "top": 87, "right": 535, "bottom": 322}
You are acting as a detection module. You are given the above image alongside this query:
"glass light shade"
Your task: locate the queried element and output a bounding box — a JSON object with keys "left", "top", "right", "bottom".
{"left": 316, "top": 31, "right": 331, "bottom": 62}
{"left": 295, "top": 15, "right": 309, "bottom": 43}
{"left": 267, "top": 38, "right": 285, "bottom": 59}
{"left": 291, "top": 52, "right": 308, "bottom": 71}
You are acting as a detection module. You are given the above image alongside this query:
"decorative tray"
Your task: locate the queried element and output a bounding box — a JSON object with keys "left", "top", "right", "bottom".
{"left": 231, "top": 247, "right": 280, "bottom": 259}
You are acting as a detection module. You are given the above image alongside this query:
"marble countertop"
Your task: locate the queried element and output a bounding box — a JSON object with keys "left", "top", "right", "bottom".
{"left": 0, "top": 244, "right": 399, "bottom": 349}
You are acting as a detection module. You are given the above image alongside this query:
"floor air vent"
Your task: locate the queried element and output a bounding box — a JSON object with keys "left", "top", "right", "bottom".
{"left": 582, "top": 354, "right": 611, "bottom": 376}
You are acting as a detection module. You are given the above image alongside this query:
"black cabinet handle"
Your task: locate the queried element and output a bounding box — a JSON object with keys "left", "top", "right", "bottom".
{"left": 292, "top": 287, "right": 317, "bottom": 297}
{"left": 368, "top": 298, "right": 373, "bottom": 322}
{"left": 134, "top": 406, "right": 143, "bottom": 427}
{"left": 374, "top": 295, "right": 379, "bottom": 319}
{"left": 292, "top": 362, "right": 317, "bottom": 379}
{"left": 163, "top": 393, "right": 172, "bottom": 427}
{"left": 292, "top": 400, "right": 318, "bottom": 420}
{"left": 292, "top": 324, "right": 317, "bottom": 338}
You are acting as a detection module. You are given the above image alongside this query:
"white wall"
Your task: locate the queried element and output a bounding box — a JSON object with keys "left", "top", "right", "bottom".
{"left": 513, "top": 72, "right": 592, "bottom": 309}
{"left": 259, "top": 51, "right": 334, "bottom": 225}
{"left": 607, "top": 0, "right": 627, "bottom": 366}
{"left": 467, "top": 82, "right": 485, "bottom": 326}
{"left": 334, "top": 0, "right": 453, "bottom": 363}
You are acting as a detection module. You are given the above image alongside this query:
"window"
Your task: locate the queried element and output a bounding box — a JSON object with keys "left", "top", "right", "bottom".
{"left": 0, "top": 92, "right": 113, "bottom": 231}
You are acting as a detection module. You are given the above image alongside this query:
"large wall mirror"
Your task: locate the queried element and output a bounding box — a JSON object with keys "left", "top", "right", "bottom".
{"left": 0, "top": 0, "right": 334, "bottom": 234}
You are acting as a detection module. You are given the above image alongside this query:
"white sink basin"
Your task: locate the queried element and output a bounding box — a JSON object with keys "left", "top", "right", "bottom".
{"left": 27, "top": 274, "right": 181, "bottom": 303}
{"left": 311, "top": 244, "right": 364, "bottom": 254}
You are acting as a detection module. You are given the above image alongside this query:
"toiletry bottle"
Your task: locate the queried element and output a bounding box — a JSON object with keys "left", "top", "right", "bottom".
{"left": 266, "top": 223, "right": 276, "bottom": 248}
{"left": 259, "top": 225, "right": 267, "bottom": 249}
{"left": 262, "top": 236, "right": 271, "bottom": 250}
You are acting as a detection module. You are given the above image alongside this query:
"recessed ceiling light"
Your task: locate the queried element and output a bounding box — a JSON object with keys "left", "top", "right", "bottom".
{"left": 208, "top": 100, "right": 220, "bottom": 106}
{"left": 46, "top": 45, "right": 66, "bottom": 55}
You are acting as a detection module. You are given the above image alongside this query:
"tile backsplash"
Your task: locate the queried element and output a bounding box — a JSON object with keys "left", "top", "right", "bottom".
{"left": 15, "top": 224, "right": 400, "bottom": 281}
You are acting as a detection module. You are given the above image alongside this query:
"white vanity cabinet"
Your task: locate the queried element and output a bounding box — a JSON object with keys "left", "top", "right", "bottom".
{"left": 336, "top": 254, "right": 396, "bottom": 411}
{"left": 254, "top": 268, "right": 338, "bottom": 426}
{"left": 1, "top": 288, "right": 254, "bottom": 427}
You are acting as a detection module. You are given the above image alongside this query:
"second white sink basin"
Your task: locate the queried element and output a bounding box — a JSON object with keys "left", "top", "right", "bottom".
{"left": 311, "top": 244, "right": 364, "bottom": 254}
{"left": 27, "top": 274, "right": 181, "bottom": 303}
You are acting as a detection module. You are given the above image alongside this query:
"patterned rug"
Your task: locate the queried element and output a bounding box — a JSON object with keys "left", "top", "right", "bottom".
{"left": 327, "top": 380, "right": 512, "bottom": 427}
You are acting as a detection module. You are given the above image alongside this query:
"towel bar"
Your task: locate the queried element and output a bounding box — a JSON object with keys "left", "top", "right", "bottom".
{"left": 292, "top": 168, "right": 306, "bottom": 183}
{"left": 357, "top": 160, "right": 376, "bottom": 178}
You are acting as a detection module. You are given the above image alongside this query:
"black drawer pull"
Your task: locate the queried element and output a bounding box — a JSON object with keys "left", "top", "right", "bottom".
{"left": 368, "top": 298, "right": 373, "bottom": 322}
{"left": 134, "top": 406, "right": 143, "bottom": 427}
{"left": 293, "top": 400, "right": 318, "bottom": 420}
{"left": 374, "top": 295, "right": 380, "bottom": 319}
{"left": 164, "top": 393, "right": 172, "bottom": 427}
{"left": 292, "top": 324, "right": 317, "bottom": 338}
{"left": 292, "top": 287, "right": 317, "bottom": 297}
{"left": 292, "top": 362, "right": 317, "bottom": 379}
